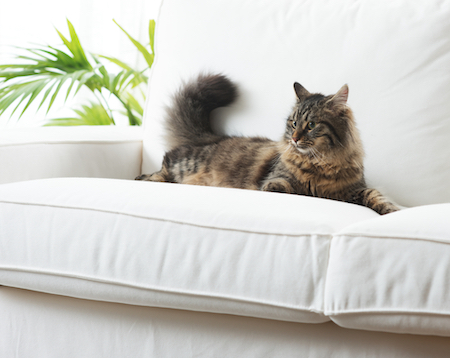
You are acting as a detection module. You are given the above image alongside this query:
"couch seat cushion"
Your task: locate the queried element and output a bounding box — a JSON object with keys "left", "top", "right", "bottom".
{"left": 325, "top": 204, "right": 450, "bottom": 336}
{"left": 0, "top": 177, "right": 377, "bottom": 323}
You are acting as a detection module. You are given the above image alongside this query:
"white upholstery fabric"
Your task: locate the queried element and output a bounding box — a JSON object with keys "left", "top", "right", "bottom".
{"left": 0, "top": 126, "right": 142, "bottom": 184}
{"left": 142, "top": 0, "right": 450, "bottom": 207}
{"left": 0, "top": 177, "right": 377, "bottom": 324}
{"left": 2, "top": 179, "right": 450, "bottom": 336}
{"left": 326, "top": 204, "right": 450, "bottom": 336}
{"left": 3, "top": 287, "right": 450, "bottom": 358}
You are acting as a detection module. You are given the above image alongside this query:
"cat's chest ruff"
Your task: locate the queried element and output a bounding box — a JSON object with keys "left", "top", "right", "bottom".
{"left": 280, "top": 151, "right": 358, "bottom": 196}
{"left": 282, "top": 151, "right": 333, "bottom": 177}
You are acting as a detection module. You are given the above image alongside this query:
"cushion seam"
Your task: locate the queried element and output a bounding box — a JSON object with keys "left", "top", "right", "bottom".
{"left": 0, "top": 200, "right": 334, "bottom": 238}
{"left": 0, "top": 266, "right": 325, "bottom": 315}
{"left": 322, "top": 235, "right": 333, "bottom": 314}
{"left": 0, "top": 140, "right": 142, "bottom": 148}
{"left": 334, "top": 233, "right": 450, "bottom": 246}
{"left": 326, "top": 308, "right": 450, "bottom": 317}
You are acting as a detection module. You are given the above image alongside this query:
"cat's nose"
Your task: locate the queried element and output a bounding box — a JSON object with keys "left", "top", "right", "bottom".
{"left": 292, "top": 135, "right": 300, "bottom": 143}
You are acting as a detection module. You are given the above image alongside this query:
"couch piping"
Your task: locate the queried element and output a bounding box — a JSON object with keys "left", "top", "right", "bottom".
{"left": 0, "top": 199, "right": 334, "bottom": 238}
{"left": 0, "top": 265, "right": 326, "bottom": 316}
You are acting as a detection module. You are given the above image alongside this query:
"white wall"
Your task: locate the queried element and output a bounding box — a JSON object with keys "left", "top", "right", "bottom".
{"left": 0, "top": 0, "right": 162, "bottom": 127}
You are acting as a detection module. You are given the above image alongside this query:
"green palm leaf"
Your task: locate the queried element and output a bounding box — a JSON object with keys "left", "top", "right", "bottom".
{"left": 0, "top": 25, "right": 96, "bottom": 117}
{"left": 122, "top": 91, "right": 144, "bottom": 117}
{"left": 45, "top": 102, "right": 114, "bottom": 126}
{"left": 0, "top": 78, "right": 50, "bottom": 117}
{"left": 113, "top": 19, "right": 155, "bottom": 68}
{"left": 96, "top": 54, "right": 148, "bottom": 87}
{"left": 149, "top": 20, "right": 156, "bottom": 55}
{"left": 55, "top": 19, "right": 92, "bottom": 69}
{"left": 0, "top": 18, "right": 155, "bottom": 126}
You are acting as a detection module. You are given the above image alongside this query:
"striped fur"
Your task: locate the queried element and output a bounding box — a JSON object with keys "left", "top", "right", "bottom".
{"left": 136, "top": 74, "right": 399, "bottom": 215}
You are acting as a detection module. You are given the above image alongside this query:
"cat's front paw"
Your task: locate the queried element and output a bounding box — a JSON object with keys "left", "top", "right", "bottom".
{"left": 260, "top": 179, "right": 294, "bottom": 194}
{"left": 377, "top": 202, "right": 400, "bottom": 215}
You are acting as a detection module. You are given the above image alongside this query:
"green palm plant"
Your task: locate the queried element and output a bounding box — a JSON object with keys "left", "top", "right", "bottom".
{"left": 0, "top": 19, "right": 155, "bottom": 126}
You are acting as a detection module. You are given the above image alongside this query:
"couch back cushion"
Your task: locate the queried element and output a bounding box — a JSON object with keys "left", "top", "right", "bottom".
{"left": 142, "top": 0, "right": 450, "bottom": 207}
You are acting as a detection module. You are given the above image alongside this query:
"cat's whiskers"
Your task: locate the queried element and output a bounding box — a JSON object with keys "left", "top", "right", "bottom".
{"left": 310, "top": 147, "right": 324, "bottom": 166}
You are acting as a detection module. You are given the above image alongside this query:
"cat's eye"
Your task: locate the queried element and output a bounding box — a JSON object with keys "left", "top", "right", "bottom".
{"left": 307, "top": 121, "right": 316, "bottom": 130}
{"left": 292, "top": 121, "right": 297, "bottom": 128}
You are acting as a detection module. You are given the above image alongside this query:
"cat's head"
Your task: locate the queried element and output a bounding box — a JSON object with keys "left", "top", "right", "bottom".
{"left": 284, "top": 83, "right": 362, "bottom": 159}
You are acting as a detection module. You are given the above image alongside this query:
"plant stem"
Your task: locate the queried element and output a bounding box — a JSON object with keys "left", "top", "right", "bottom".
{"left": 113, "top": 92, "right": 141, "bottom": 125}
{"left": 94, "top": 90, "right": 115, "bottom": 125}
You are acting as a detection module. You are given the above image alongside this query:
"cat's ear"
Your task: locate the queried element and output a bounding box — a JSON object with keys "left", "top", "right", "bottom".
{"left": 294, "top": 82, "right": 310, "bottom": 101}
{"left": 330, "top": 84, "right": 349, "bottom": 106}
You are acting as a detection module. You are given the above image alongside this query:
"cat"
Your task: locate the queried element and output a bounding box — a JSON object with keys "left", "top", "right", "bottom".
{"left": 136, "top": 73, "right": 399, "bottom": 215}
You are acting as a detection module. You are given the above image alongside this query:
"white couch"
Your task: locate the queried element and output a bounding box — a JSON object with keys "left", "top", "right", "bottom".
{"left": 2, "top": 0, "right": 450, "bottom": 356}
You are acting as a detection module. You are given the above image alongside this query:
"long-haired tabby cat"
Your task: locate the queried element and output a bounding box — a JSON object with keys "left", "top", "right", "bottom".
{"left": 136, "top": 73, "right": 399, "bottom": 215}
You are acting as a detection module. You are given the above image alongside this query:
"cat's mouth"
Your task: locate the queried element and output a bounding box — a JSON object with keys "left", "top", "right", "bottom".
{"left": 290, "top": 140, "right": 311, "bottom": 154}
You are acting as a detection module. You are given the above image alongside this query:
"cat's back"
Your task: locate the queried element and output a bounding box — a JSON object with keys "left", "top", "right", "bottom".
{"left": 166, "top": 136, "right": 279, "bottom": 189}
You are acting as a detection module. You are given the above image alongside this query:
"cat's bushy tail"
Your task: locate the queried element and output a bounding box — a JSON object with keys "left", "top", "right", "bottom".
{"left": 164, "top": 73, "right": 238, "bottom": 149}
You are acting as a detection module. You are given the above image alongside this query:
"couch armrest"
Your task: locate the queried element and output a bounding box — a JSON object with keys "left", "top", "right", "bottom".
{"left": 0, "top": 126, "right": 143, "bottom": 184}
